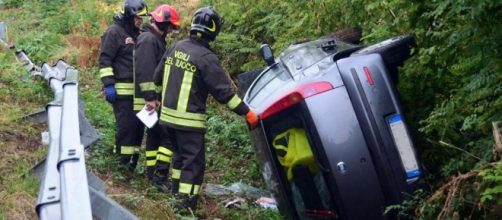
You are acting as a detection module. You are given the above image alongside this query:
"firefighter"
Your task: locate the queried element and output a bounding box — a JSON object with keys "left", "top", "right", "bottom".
{"left": 134, "top": 4, "right": 180, "bottom": 192}
{"left": 153, "top": 6, "right": 259, "bottom": 211}
{"left": 98, "top": 0, "right": 147, "bottom": 174}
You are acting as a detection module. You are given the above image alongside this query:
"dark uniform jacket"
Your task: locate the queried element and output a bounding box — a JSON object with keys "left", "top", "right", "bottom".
{"left": 153, "top": 36, "right": 249, "bottom": 132}
{"left": 133, "top": 24, "right": 167, "bottom": 111}
{"left": 98, "top": 17, "right": 139, "bottom": 99}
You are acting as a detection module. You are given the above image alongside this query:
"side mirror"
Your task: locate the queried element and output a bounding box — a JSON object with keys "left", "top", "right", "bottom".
{"left": 260, "top": 44, "right": 275, "bottom": 66}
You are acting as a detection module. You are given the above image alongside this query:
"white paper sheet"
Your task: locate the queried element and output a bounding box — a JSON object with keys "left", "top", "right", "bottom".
{"left": 136, "top": 105, "right": 158, "bottom": 128}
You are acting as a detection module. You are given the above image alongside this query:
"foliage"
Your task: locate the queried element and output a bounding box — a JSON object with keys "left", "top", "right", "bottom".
{"left": 1, "top": 0, "right": 22, "bottom": 8}
{"left": 384, "top": 189, "right": 428, "bottom": 219}
{"left": 1, "top": 0, "right": 277, "bottom": 219}
{"left": 480, "top": 163, "right": 502, "bottom": 205}
{"left": 209, "top": 0, "right": 502, "bottom": 218}
{"left": 206, "top": 103, "right": 262, "bottom": 185}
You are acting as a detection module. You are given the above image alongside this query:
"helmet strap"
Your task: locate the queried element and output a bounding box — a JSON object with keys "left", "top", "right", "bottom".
{"left": 150, "top": 22, "right": 160, "bottom": 33}
{"left": 190, "top": 31, "right": 214, "bottom": 42}
{"left": 156, "top": 22, "right": 171, "bottom": 33}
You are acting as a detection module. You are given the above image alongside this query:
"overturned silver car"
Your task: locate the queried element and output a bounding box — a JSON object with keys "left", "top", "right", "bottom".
{"left": 239, "top": 35, "right": 421, "bottom": 220}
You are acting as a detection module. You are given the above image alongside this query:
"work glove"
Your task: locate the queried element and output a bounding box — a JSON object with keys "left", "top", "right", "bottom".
{"left": 246, "top": 109, "right": 259, "bottom": 128}
{"left": 145, "top": 101, "right": 156, "bottom": 111}
{"left": 145, "top": 100, "right": 160, "bottom": 114}
{"left": 104, "top": 84, "right": 117, "bottom": 103}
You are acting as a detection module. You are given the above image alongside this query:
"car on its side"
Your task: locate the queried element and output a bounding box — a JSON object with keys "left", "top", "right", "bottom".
{"left": 240, "top": 35, "right": 421, "bottom": 220}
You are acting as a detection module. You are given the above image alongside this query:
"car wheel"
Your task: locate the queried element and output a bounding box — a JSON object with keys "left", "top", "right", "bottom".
{"left": 352, "top": 35, "right": 416, "bottom": 69}
{"left": 334, "top": 27, "right": 363, "bottom": 45}
{"left": 236, "top": 68, "right": 265, "bottom": 97}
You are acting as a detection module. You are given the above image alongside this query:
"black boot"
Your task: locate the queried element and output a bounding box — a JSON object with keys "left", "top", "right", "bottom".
{"left": 151, "top": 173, "right": 171, "bottom": 193}
{"left": 129, "top": 154, "right": 139, "bottom": 171}
{"left": 119, "top": 155, "right": 131, "bottom": 166}
{"left": 146, "top": 166, "right": 157, "bottom": 181}
{"left": 118, "top": 155, "right": 136, "bottom": 179}
{"left": 174, "top": 194, "right": 198, "bottom": 212}
{"left": 171, "top": 179, "right": 180, "bottom": 195}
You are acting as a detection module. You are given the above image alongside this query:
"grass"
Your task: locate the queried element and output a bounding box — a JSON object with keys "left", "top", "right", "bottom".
{"left": 0, "top": 46, "right": 49, "bottom": 220}
{"left": 1, "top": 1, "right": 282, "bottom": 219}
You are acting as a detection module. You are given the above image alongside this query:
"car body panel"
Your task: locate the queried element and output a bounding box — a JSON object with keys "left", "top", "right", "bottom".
{"left": 337, "top": 54, "right": 420, "bottom": 204}
{"left": 305, "top": 89, "right": 386, "bottom": 219}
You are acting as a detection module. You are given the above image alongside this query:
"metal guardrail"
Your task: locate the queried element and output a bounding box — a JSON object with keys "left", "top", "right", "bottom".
{"left": 34, "top": 60, "right": 93, "bottom": 220}
{"left": 1, "top": 22, "right": 138, "bottom": 220}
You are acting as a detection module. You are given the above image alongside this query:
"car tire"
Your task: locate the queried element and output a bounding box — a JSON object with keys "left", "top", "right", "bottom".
{"left": 352, "top": 35, "right": 416, "bottom": 69}
{"left": 236, "top": 68, "right": 265, "bottom": 97}
{"left": 334, "top": 27, "right": 363, "bottom": 45}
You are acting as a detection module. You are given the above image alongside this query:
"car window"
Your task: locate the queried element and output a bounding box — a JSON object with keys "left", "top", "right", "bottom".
{"left": 246, "top": 64, "right": 292, "bottom": 107}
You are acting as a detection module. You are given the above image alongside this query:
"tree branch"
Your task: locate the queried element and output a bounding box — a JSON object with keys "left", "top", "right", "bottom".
{"left": 437, "top": 140, "right": 482, "bottom": 161}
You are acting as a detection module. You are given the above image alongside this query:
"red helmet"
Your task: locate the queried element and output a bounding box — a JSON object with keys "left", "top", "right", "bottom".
{"left": 150, "top": 4, "right": 180, "bottom": 30}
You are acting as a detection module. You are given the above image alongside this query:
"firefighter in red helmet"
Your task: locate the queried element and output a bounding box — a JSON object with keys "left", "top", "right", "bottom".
{"left": 134, "top": 4, "right": 181, "bottom": 192}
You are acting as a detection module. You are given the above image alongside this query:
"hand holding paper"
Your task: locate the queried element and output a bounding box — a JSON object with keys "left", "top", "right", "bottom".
{"left": 136, "top": 105, "right": 158, "bottom": 128}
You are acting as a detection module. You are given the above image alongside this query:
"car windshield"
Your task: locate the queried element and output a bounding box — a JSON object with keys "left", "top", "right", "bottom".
{"left": 246, "top": 64, "right": 292, "bottom": 107}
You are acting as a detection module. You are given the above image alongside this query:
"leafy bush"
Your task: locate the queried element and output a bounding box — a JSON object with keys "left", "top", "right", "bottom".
{"left": 1, "top": 0, "right": 22, "bottom": 8}
{"left": 480, "top": 163, "right": 502, "bottom": 205}
{"left": 209, "top": 0, "right": 502, "bottom": 218}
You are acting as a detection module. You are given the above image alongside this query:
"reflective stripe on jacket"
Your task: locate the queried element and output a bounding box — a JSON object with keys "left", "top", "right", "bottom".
{"left": 98, "top": 18, "right": 139, "bottom": 99}
{"left": 153, "top": 36, "right": 249, "bottom": 132}
{"left": 133, "top": 24, "right": 166, "bottom": 111}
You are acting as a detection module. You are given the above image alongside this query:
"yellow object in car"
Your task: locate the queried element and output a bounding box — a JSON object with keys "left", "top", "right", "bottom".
{"left": 272, "top": 128, "right": 319, "bottom": 181}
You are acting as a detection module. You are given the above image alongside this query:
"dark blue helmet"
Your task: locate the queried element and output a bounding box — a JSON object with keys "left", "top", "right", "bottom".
{"left": 190, "top": 7, "right": 223, "bottom": 41}
{"left": 120, "top": 0, "right": 148, "bottom": 18}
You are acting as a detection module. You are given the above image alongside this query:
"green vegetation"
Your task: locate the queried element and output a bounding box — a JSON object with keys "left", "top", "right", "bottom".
{"left": 1, "top": 0, "right": 501, "bottom": 219}
{"left": 0, "top": 0, "right": 279, "bottom": 219}
{"left": 208, "top": 0, "right": 502, "bottom": 219}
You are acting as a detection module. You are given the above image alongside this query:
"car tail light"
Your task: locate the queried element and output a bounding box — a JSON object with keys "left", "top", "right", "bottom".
{"left": 260, "top": 81, "right": 334, "bottom": 120}
{"left": 305, "top": 210, "right": 338, "bottom": 218}
{"left": 363, "top": 66, "right": 375, "bottom": 85}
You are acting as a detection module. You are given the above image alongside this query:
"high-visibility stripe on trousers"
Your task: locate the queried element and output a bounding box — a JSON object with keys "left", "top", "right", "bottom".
{"left": 157, "top": 146, "right": 173, "bottom": 163}
{"left": 171, "top": 154, "right": 182, "bottom": 194}
{"left": 145, "top": 149, "right": 157, "bottom": 167}
{"left": 145, "top": 123, "right": 175, "bottom": 179}
{"left": 164, "top": 126, "right": 205, "bottom": 196}
{"left": 112, "top": 99, "right": 144, "bottom": 169}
